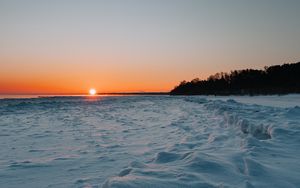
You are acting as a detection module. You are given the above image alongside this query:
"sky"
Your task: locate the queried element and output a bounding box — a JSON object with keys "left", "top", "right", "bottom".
{"left": 1, "top": 0, "right": 300, "bottom": 94}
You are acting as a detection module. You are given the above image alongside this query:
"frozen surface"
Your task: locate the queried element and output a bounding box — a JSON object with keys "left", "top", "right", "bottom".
{"left": 206, "top": 94, "right": 300, "bottom": 108}
{"left": 0, "top": 95, "right": 299, "bottom": 188}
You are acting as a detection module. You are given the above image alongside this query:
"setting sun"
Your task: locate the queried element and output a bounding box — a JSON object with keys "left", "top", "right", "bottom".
{"left": 89, "top": 88, "right": 96, "bottom": 95}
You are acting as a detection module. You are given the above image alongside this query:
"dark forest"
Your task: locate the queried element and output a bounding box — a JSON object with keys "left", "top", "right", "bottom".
{"left": 170, "top": 62, "right": 300, "bottom": 95}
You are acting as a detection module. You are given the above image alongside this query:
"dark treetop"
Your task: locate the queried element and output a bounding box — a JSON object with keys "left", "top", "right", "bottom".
{"left": 170, "top": 62, "right": 300, "bottom": 95}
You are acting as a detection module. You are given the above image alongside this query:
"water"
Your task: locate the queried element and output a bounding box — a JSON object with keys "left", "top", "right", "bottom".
{"left": 0, "top": 95, "right": 299, "bottom": 188}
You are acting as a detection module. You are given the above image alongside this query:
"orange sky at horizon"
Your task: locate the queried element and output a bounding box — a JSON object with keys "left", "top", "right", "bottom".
{"left": 0, "top": 55, "right": 207, "bottom": 94}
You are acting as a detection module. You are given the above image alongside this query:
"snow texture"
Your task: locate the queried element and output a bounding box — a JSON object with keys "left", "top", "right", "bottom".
{"left": 0, "top": 95, "right": 299, "bottom": 188}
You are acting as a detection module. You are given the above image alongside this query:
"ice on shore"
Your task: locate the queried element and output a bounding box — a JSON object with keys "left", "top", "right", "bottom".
{"left": 0, "top": 95, "right": 299, "bottom": 187}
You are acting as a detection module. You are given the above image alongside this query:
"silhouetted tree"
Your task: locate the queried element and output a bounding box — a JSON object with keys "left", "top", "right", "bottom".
{"left": 170, "top": 62, "right": 300, "bottom": 95}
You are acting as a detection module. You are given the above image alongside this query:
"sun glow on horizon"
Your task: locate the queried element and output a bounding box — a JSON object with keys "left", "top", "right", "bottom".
{"left": 89, "top": 88, "right": 96, "bottom": 95}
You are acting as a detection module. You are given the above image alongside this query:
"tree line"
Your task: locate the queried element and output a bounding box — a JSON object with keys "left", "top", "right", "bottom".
{"left": 170, "top": 62, "right": 300, "bottom": 95}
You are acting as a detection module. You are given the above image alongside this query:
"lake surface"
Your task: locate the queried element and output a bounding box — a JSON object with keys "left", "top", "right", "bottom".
{"left": 0, "top": 95, "right": 299, "bottom": 187}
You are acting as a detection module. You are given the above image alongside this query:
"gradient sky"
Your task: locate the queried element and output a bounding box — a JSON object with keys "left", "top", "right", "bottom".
{"left": 1, "top": 0, "right": 300, "bottom": 94}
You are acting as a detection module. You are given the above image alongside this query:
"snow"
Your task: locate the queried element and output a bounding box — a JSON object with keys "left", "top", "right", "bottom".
{"left": 206, "top": 94, "right": 300, "bottom": 108}
{"left": 0, "top": 95, "right": 299, "bottom": 188}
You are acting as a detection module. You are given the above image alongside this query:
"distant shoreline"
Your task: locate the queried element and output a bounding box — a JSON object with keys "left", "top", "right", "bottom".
{"left": 0, "top": 92, "right": 170, "bottom": 99}
{"left": 97, "top": 92, "right": 170, "bottom": 95}
{"left": 0, "top": 92, "right": 170, "bottom": 96}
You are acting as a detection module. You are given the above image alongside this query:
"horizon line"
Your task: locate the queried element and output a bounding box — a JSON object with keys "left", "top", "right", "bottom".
{"left": 0, "top": 92, "right": 170, "bottom": 96}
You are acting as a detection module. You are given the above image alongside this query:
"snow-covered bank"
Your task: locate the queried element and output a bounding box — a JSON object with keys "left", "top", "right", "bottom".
{"left": 206, "top": 94, "right": 300, "bottom": 108}
{"left": 0, "top": 95, "right": 299, "bottom": 187}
